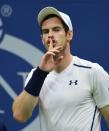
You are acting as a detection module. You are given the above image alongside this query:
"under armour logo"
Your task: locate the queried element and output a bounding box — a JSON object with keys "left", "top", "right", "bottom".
{"left": 69, "top": 80, "right": 78, "bottom": 85}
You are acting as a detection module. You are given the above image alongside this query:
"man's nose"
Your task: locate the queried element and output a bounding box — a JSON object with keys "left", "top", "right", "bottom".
{"left": 48, "top": 36, "right": 54, "bottom": 39}
{"left": 48, "top": 30, "right": 54, "bottom": 38}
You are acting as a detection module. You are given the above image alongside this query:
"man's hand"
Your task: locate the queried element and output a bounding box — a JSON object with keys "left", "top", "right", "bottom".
{"left": 39, "top": 39, "right": 63, "bottom": 72}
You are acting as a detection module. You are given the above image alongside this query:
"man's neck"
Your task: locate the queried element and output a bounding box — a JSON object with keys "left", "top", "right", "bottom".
{"left": 54, "top": 54, "right": 73, "bottom": 73}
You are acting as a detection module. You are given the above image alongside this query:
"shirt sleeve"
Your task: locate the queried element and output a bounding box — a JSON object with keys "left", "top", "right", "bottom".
{"left": 92, "top": 64, "right": 109, "bottom": 108}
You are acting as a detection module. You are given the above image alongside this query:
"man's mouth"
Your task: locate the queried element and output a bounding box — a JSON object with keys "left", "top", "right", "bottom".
{"left": 47, "top": 39, "right": 56, "bottom": 48}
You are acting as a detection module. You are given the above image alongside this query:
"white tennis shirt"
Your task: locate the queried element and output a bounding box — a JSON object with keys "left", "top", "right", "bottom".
{"left": 38, "top": 56, "right": 109, "bottom": 131}
{"left": 25, "top": 56, "right": 109, "bottom": 131}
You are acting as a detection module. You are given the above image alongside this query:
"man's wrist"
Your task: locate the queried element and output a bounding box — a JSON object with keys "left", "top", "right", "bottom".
{"left": 24, "top": 67, "right": 49, "bottom": 97}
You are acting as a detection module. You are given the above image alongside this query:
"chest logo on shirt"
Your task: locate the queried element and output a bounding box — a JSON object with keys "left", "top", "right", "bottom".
{"left": 69, "top": 80, "right": 78, "bottom": 86}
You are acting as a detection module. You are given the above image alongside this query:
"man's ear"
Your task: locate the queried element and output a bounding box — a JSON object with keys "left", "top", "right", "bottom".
{"left": 41, "top": 35, "right": 44, "bottom": 45}
{"left": 67, "top": 31, "right": 73, "bottom": 41}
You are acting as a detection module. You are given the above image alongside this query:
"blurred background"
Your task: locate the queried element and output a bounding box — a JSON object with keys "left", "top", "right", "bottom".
{"left": 0, "top": 0, "right": 109, "bottom": 130}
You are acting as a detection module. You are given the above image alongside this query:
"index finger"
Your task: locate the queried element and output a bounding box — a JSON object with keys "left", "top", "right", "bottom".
{"left": 48, "top": 39, "right": 53, "bottom": 50}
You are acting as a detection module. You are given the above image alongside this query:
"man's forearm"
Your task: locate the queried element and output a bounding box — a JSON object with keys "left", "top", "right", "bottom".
{"left": 12, "top": 90, "right": 38, "bottom": 122}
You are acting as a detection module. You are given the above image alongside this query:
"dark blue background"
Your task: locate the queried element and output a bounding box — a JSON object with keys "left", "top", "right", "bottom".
{"left": 0, "top": 0, "right": 109, "bottom": 130}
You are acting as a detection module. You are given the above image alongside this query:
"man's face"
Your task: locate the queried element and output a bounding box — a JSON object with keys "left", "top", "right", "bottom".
{"left": 41, "top": 16, "right": 72, "bottom": 52}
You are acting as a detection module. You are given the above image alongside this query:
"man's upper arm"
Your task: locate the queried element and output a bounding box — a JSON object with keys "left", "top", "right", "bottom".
{"left": 100, "top": 105, "right": 109, "bottom": 126}
{"left": 92, "top": 65, "right": 109, "bottom": 108}
{"left": 91, "top": 64, "right": 109, "bottom": 126}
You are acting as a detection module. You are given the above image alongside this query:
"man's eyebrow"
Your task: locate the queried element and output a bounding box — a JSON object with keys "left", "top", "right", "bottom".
{"left": 52, "top": 26, "right": 62, "bottom": 29}
{"left": 41, "top": 26, "right": 63, "bottom": 33}
{"left": 42, "top": 28, "right": 48, "bottom": 30}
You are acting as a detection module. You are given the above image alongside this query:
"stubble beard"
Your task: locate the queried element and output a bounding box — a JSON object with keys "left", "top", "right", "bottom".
{"left": 53, "top": 42, "right": 67, "bottom": 60}
{"left": 44, "top": 39, "right": 68, "bottom": 60}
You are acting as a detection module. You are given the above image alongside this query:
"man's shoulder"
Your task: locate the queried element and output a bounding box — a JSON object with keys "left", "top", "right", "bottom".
{"left": 73, "top": 56, "right": 102, "bottom": 70}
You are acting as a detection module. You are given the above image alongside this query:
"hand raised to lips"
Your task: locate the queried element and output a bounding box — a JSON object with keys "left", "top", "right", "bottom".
{"left": 39, "top": 39, "right": 63, "bottom": 72}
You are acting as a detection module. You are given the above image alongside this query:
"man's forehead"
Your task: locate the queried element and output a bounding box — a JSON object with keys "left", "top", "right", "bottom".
{"left": 41, "top": 16, "right": 63, "bottom": 25}
{"left": 42, "top": 25, "right": 63, "bottom": 30}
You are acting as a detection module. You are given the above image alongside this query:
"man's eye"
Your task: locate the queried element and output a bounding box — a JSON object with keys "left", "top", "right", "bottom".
{"left": 53, "top": 27, "right": 61, "bottom": 32}
{"left": 42, "top": 30, "right": 48, "bottom": 34}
